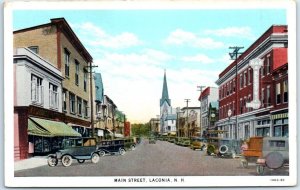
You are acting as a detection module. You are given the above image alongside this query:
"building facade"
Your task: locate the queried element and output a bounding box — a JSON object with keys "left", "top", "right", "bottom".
{"left": 178, "top": 107, "right": 200, "bottom": 137}
{"left": 215, "top": 25, "right": 288, "bottom": 140}
{"left": 14, "top": 48, "right": 80, "bottom": 160}
{"left": 149, "top": 118, "right": 160, "bottom": 136}
{"left": 14, "top": 18, "right": 93, "bottom": 137}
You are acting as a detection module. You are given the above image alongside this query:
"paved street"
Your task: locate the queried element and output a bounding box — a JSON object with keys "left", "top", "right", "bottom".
{"left": 14, "top": 139, "right": 288, "bottom": 177}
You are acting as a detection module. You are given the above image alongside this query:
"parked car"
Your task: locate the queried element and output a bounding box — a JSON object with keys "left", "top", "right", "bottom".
{"left": 47, "top": 137, "right": 100, "bottom": 167}
{"left": 123, "top": 138, "right": 136, "bottom": 150}
{"left": 167, "top": 136, "right": 176, "bottom": 143}
{"left": 190, "top": 137, "right": 207, "bottom": 151}
{"left": 178, "top": 137, "right": 191, "bottom": 147}
{"left": 149, "top": 136, "right": 156, "bottom": 144}
{"left": 241, "top": 137, "right": 289, "bottom": 175}
{"left": 206, "top": 138, "right": 241, "bottom": 158}
{"left": 97, "top": 139, "right": 126, "bottom": 157}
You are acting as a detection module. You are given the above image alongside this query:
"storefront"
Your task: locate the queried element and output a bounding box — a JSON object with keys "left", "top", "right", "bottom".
{"left": 271, "top": 111, "right": 288, "bottom": 137}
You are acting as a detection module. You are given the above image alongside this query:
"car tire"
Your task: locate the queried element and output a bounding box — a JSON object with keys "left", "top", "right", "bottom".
{"left": 98, "top": 150, "right": 105, "bottom": 157}
{"left": 265, "top": 152, "right": 284, "bottom": 169}
{"left": 77, "top": 159, "right": 85, "bottom": 164}
{"left": 91, "top": 153, "right": 100, "bottom": 164}
{"left": 119, "top": 148, "right": 126, "bottom": 156}
{"left": 219, "top": 145, "right": 229, "bottom": 154}
{"left": 256, "top": 165, "right": 265, "bottom": 175}
{"left": 130, "top": 145, "right": 136, "bottom": 150}
{"left": 47, "top": 157, "right": 58, "bottom": 167}
{"left": 61, "top": 155, "right": 72, "bottom": 167}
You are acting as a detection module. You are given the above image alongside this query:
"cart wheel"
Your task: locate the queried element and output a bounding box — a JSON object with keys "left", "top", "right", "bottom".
{"left": 61, "top": 155, "right": 72, "bottom": 167}
{"left": 98, "top": 150, "right": 105, "bottom": 157}
{"left": 47, "top": 157, "right": 58, "bottom": 167}
{"left": 91, "top": 153, "right": 100, "bottom": 164}
{"left": 256, "top": 165, "right": 265, "bottom": 175}
{"left": 241, "top": 160, "right": 248, "bottom": 168}
{"left": 77, "top": 159, "right": 85, "bottom": 164}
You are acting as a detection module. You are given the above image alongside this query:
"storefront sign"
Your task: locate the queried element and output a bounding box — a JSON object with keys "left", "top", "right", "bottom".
{"left": 246, "top": 58, "right": 263, "bottom": 109}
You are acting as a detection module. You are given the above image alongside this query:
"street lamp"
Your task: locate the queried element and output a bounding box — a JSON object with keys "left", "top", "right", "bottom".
{"left": 227, "top": 109, "right": 232, "bottom": 139}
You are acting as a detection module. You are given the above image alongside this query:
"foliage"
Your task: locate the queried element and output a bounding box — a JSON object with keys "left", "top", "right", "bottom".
{"left": 131, "top": 123, "right": 151, "bottom": 137}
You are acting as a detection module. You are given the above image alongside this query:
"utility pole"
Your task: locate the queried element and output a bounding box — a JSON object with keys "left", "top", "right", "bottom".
{"left": 197, "top": 85, "right": 205, "bottom": 137}
{"left": 229, "top": 46, "right": 243, "bottom": 139}
{"left": 184, "top": 99, "right": 190, "bottom": 137}
{"left": 86, "top": 62, "right": 98, "bottom": 137}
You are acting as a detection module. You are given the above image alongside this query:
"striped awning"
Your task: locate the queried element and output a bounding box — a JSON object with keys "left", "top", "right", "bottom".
{"left": 271, "top": 113, "right": 288, "bottom": 120}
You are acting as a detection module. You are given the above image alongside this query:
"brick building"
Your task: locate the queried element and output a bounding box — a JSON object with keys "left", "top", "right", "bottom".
{"left": 14, "top": 18, "right": 93, "bottom": 137}
{"left": 215, "top": 25, "right": 288, "bottom": 140}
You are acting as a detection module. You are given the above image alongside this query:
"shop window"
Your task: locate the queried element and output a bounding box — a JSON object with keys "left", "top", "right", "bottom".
{"left": 256, "top": 127, "right": 270, "bottom": 137}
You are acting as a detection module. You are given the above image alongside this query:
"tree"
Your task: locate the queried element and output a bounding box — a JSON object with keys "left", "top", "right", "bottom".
{"left": 131, "top": 123, "right": 150, "bottom": 137}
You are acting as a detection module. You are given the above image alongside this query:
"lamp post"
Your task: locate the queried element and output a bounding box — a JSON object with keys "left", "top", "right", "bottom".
{"left": 227, "top": 109, "right": 232, "bottom": 139}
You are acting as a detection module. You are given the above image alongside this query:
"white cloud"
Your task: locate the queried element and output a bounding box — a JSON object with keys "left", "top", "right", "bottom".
{"left": 72, "top": 22, "right": 142, "bottom": 49}
{"left": 204, "top": 26, "right": 255, "bottom": 40}
{"left": 182, "top": 54, "right": 214, "bottom": 64}
{"left": 164, "top": 29, "right": 224, "bottom": 49}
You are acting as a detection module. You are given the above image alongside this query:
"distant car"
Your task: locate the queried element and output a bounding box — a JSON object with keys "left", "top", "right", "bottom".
{"left": 255, "top": 137, "right": 289, "bottom": 175}
{"left": 178, "top": 137, "right": 191, "bottom": 147}
{"left": 206, "top": 138, "right": 241, "bottom": 158}
{"left": 149, "top": 136, "right": 156, "bottom": 144}
{"left": 97, "top": 139, "right": 126, "bottom": 157}
{"left": 190, "top": 137, "right": 207, "bottom": 151}
{"left": 47, "top": 137, "right": 100, "bottom": 167}
{"left": 123, "top": 138, "right": 136, "bottom": 150}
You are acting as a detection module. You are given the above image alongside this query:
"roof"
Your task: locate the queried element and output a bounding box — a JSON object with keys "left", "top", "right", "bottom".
{"left": 165, "top": 114, "right": 177, "bottom": 120}
{"left": 160, "top": 70, "right": 171, "bottom": 106}
{"left": 94, "top": 73, "right": 104, "bottom": 102}
{"left": 14, "top": 17, "right": 93, "bottom": 63}
{"left": 198, "top": 87, "right": 210, "bottom": 100}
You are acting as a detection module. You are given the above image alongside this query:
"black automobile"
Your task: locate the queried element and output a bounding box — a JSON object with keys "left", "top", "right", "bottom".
{"left": 97, "top": 139, "right": 126, "bottom": 157}
{"left": 47, "top": 137, "right": 100, "bottom": 167}
{"left": 123, "top": 138, "right": 136, "bottom": 150}
{"left": 206, "top": 137, "right": 241, "bottom": 158}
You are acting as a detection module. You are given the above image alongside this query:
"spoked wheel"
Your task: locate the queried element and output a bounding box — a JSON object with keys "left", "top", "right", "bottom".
{"left": 47, "top": 157, "right": 58, "bottom": 167}
{"left": 130, "top": 145, "right": 136, "bottom": 150}
{"left": 61, "top": 155, "right": 72, "bottom": 167}
{"left": 91, "top": 153, "right": 100, "bottom": 164}
{"left": 77, "top": 159, "right": 85, "bottom": 164}
{"left": 256, "top": 165, "right": 265, "bottom": 175}
{"left": 98, "top": 150, "right": 105, "bottom": 157}
{"left": 119, "top": 148, "right": 126, "bottom": 156}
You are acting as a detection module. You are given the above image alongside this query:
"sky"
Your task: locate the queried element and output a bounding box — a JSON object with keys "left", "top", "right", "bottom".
{"left": 13, "top": 9, "right": 286, "bottom": 123}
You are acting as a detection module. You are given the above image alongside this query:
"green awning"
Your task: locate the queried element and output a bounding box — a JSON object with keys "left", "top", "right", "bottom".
{"left": 271, "top": 113, "right": 288, "bottom": 120}
{"left": 28, "top": 117, "right": 81, "bottom": 137}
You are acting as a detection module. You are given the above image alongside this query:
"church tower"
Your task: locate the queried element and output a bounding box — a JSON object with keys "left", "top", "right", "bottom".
{"left": 160, "top": 70, "right": 172, "bottom": 134}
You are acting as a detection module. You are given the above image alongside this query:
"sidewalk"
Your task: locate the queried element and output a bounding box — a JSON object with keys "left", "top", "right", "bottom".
{"left": 14, "top": 156, "right": 48, "bottom": 171}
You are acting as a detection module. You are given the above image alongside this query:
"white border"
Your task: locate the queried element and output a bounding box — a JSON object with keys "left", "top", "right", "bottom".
{"left": 4, "top": 0, "right": 297, "bottom": 187}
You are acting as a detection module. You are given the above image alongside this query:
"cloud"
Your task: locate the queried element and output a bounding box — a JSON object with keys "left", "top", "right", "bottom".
{"left": 71, "top": 22, "right": 142, "bottom": 49}
{"left": 182, "top": 54, "right": 214, "bottom": 64}
{"left": 204, "top": 26, "right": 256, "bottom": 40}
{"left": 164, "top": 29, "right": 224, "bottom": 49}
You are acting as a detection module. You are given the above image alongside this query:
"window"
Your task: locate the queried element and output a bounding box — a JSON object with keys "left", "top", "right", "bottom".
{"left": 77, "top": 97, "right": 82, "bottom": 116}
{"left": 276, "top": 83, "right": 281, "bottom": 104}
{"left": 240, "top": 99, "right": 243, "bottom": 114}
{"left": 283, "top": 80, "right": 288, "bottom": 103}
{"left": 63, "top": 90, "right": 67, "bottom": 111}
{"left": 273, "top": 118, "right": 288, "bottom": 137}
{"left": 261, "top": 63, "right": 265, "bottom": 77}
{"left": 31, "top": 74, "right": 43, "bottom": 104}
{"left": 64, "top": 48, "right": 70, "bottom": 77}
{"left": 233, "top": 101, "right": 235, "bottom": 115}
{"left": 248, "top": 95, "right": 251, "bottom": 112}
{"left": 28, "top": 46, "right": 39, "bottom": 54}
{"left": 244, "top": 97, "right": 247, "bottom": 113}
{"left": 75, "top": 60, "right": 79, "bottom": 85}
{"left": 230, "top": 81, "right": 232, "bottom": 94}
{"left": 84, "top": 71, "right": 88, "bottom": 92}
{"left": 256, "top": 127, "right": 270, "bottom": 137}
{"left": 69, "top": 93, "right": 76, "bottom": 114}
{"left": 266, "top": 56, "right": 271, "bottom": 74}
{"left": 261, "top": 88, "right": 265, "bottom": 108}
{"left": 266, "top": 85, "right": 271, "bottom": 106}
{"left": 239, "top": 74, "right": 243, "bottom": 89}
{"left": 243, "top": 71, "right": 247, "bottom": 87}
{"left": 226, "top": 84, "right": 229, "bottom": 96}
{"left": 49, "top": 83, "right": 58, "bottom": 109}
{"left": 233, "top": 80, "right": 236, "bottom": 92}
{"left": 83, "top": 100, "right": 88, "bottom": 117}
{"left": 248, "top": 68, "right": 252, "bottom": 84}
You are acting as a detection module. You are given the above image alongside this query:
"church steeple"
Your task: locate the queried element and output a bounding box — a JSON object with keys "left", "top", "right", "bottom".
{"left": 160, "top": 70, "right": 171, "bottom": 106}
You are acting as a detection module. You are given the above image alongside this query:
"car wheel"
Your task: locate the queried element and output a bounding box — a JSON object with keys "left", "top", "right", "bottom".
{"left": 119, "top": 148, "right": 126, "bottom": 156}
{"left": 98, "top": 150, "right": 105, "bottom": 157}
{"left": 91, "top": 153, "right": 100, "bottom": 164}
{"left": 241, "top": 160, "right": 248, "bottom": 168}
{"left": 61, "top": 155, "right": 72, "bottom": 167}
{"left": 77, "top": 159, "right": 85, "bottom": 164}
{"left": 219, "top": 145, "right": 229, "bottom": 154}
{"left": 265, "top": 152, "right": 284, "bottom": 169}
{"left": 130, "top": 145, "right": 136, "bottom": 150}
{"left": 47, "top": 157, "right": 58, "bottom": 167}
{"left": 256, "top": 165, "right": 265, "bottom": 175}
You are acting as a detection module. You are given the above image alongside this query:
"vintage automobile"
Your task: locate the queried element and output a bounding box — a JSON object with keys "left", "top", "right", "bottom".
{"left": 206, "top": 137, "right": 241, "bottom": 158}
{"left": 47, "top": 137, "right": 100, "bottom": 167}
{"left": 241, "top": 137, "right": 289, "bottom": 175}
{"left": 167, "top": 136, "right": 176, "bottom": 143}
{"left": 123, "top": 138, "right": 136, "bottom": 150}
{"left": 149, "top": 136, "right": 156, "bottom": 144}
{"left": 97, "top": 139, "right": 126, "bottom": 157}
{"left": 190, "top": 137, "right": 207, "bottom": 151}
{"left": 178, "top": 137, "right": 191, "bottom": 147}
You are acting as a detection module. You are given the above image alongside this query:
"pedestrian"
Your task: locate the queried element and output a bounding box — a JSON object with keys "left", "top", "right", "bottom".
{"left": 240, "top": 139, "right": 249, "bottom": 154}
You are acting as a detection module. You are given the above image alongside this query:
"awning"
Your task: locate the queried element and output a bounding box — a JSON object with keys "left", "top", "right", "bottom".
{"left": 28, "top": 117, "right": 81, "bottom": 137}
{"left": 271, "top": 113, "right": 288, "bottom": 120}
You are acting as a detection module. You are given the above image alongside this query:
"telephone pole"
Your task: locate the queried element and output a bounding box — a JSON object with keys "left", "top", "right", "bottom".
{"left": 197, "top": 85, "right": 205, "bottom": 137}
{"left": 229, "top": 46, "right": 243, "bottom": 139}
{"left": 184, "top": 99, "right": 190, "bottom": 137}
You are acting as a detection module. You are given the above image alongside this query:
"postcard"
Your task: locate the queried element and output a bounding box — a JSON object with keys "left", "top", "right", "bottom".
{"left": 4, "top": 0, "right": 297, "bottom": 187}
